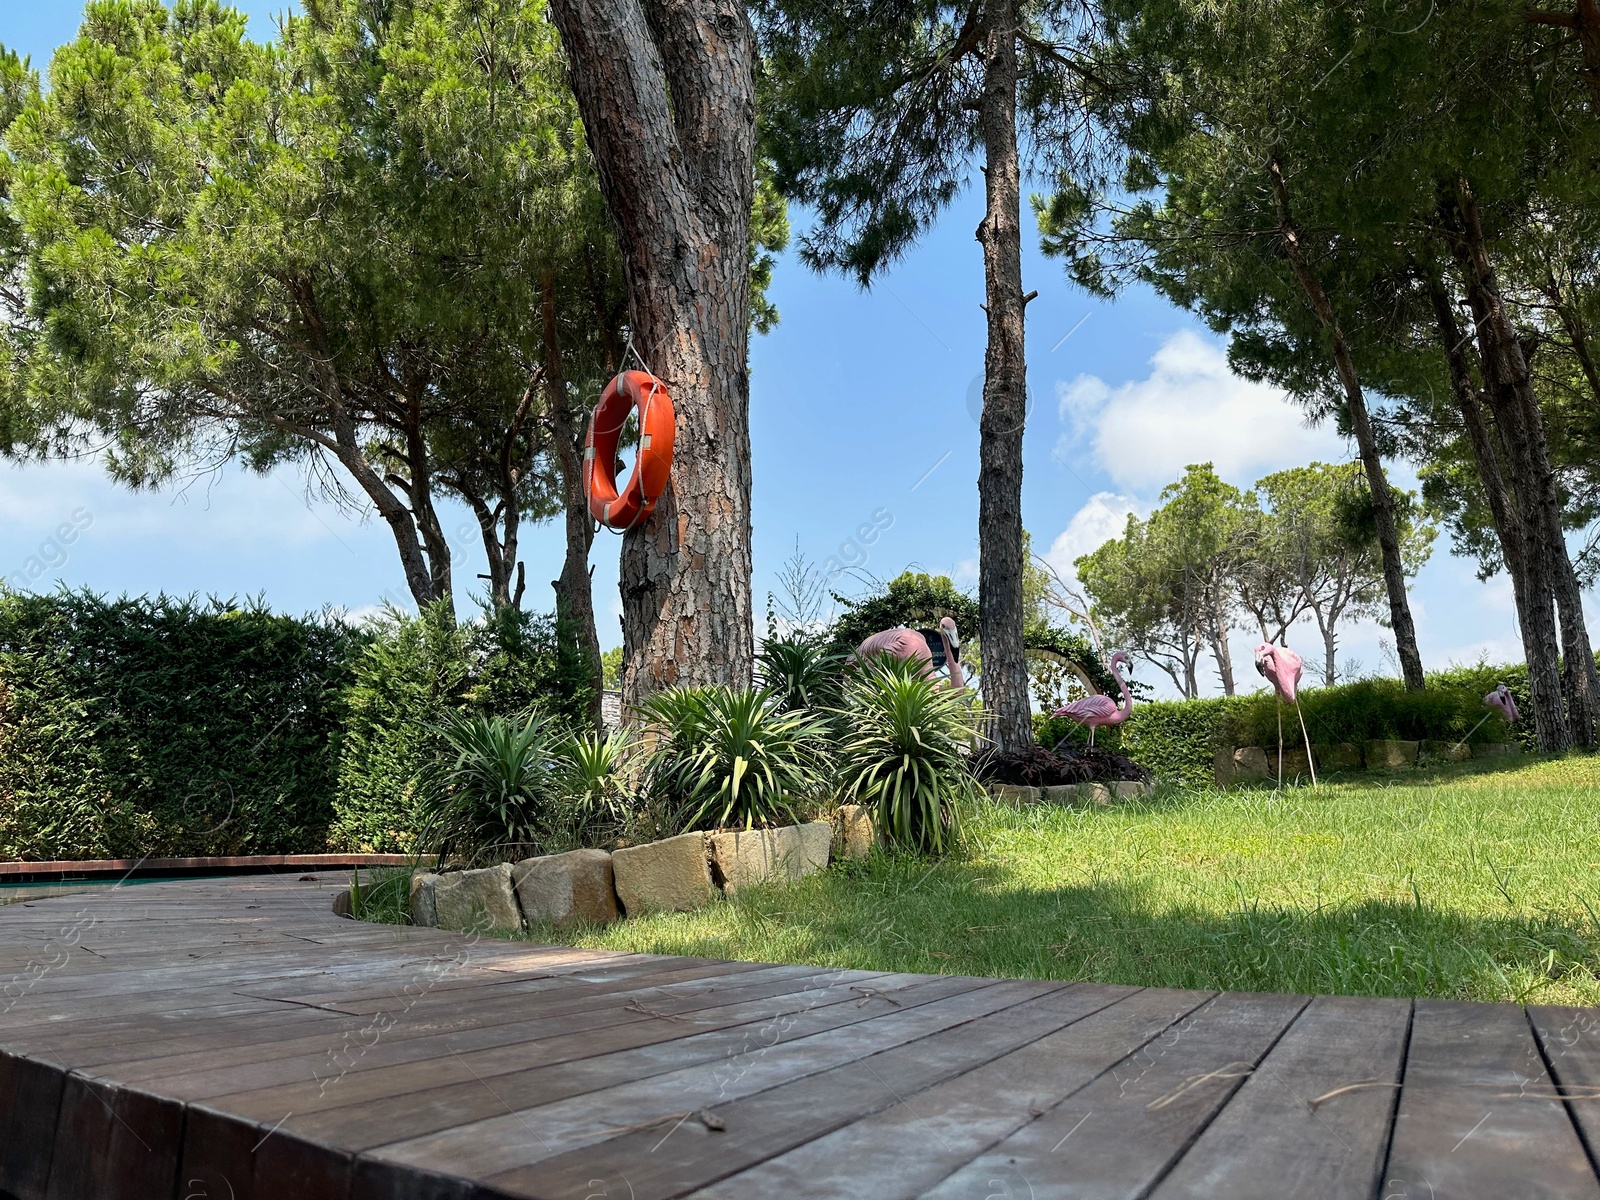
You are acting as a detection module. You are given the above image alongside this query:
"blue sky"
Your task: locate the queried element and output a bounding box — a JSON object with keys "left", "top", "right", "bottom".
{"left": 2, "top": 2, "right": 1542, "bottom": 695}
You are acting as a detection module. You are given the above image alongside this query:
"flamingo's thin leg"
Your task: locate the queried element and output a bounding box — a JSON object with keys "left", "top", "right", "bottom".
{"left": 1453, "top": 711, "right": 1491, "bottom": 753}
{"left": 1296, "top": 701, "right": 1317, "bottom": 787}
{"left": 1277, "top": 702, "right": 1284, "bottom": 790}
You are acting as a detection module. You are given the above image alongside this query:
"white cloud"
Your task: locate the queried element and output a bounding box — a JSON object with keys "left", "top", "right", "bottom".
{"left": 1055, "top": 330, "right": 1345, "bottom": 491}
{"left": 0, "top": 457, "right": 354, "bottom": 549}
{"left": 1435, "top": 638, "right": 1525, "bottom": 669}
{"left": 1043, "top": 492, "right": 1144, "bottom": 579}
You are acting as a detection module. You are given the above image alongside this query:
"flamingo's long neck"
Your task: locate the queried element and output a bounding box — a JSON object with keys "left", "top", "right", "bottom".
{"left": 1111, "top": 658, "right": 1132, "bottom": 719}
{"left": 941, "top": 633, "right": 965, "bottom": 689}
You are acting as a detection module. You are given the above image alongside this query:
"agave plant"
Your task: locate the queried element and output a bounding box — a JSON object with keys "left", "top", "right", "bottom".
{"left": 416, "top": 709, "right": 568, "bottom": 865}
{"left": 638, "top": 685, "right": 832, "bottom": 832}
{"left": 555, "top": 727, "right": 635, "bottom": 846}
{"left": 756, "top": 632, "right": 846, "bottom": 712}
{"left": 836, "top": 657, "right": 982, "bottom": 855}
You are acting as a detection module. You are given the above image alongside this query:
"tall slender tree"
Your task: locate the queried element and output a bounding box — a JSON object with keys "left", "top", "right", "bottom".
{"left": 1056, "top": 0, "right": 1600, "bottom": 746}
{"left": 751, "top": 0, "right": 1107, "bottom": 752}
{"left": 1040, "top": 0, "right": 1428, "bottom": 690}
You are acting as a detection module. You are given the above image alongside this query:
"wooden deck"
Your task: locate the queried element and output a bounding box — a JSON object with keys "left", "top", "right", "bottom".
{"left": 2, "top": 875, "right": 1599, "bottom": 1200}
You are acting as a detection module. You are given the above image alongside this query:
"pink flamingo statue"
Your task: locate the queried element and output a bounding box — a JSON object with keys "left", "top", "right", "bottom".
{"left": 1456, "top": 684, "right": 1519, "bottom": 751}
{"left": 854, "top": 616, "right": 967, "bottom": 689}
{"left": 1255, "top": 642, "right": 1316, "bottom": 786}
{"left": 1484, "top": 684, "right": 1519, "bottom": 727}
{"left": 1052, "top": 650, "right": 1134, "bottom": 747}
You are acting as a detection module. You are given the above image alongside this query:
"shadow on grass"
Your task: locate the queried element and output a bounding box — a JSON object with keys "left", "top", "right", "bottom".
{"left": 569, "top": 851, "right": 1600, "bottom": 1007}
{"left": 1191, "top": 751, "right": 1568, "bottom": 795}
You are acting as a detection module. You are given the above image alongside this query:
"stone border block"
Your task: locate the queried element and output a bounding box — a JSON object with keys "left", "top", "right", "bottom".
{"left": 433, "top": 863, "right": 523, "bottom": 934}
{"left": 512, "top": 849, "right": 619, "bottom": 928}
{"left": 612, "top": 831, "right": 715, "bottom": 915}
{"left": 833, "top": 804, "right": 875, "bottom": 860}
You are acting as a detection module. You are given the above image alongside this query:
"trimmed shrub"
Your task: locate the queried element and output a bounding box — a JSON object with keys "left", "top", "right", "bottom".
{"left": 1115, "top": 698, "right": 1243, "bottom": 787}
{"left": 0, "top": 590, "right": 360, "bottom": 860}
{"left": 1229, "top": 677, "right": 1514, "bottom": 749}
{"left": 329, "top": 602, "right": 597, "bottom": 854}
{"left": 1038, "top": 663, "right": 1541, "bottom": 789}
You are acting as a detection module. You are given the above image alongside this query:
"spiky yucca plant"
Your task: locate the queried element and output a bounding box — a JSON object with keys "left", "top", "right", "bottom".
{"left": 556, "top": 728, "right": 634, "bottom": 846}
{"left": 756, "top": 632, "right": 846, "bottom": 712}
{"left": 417, "top": 710, "right": 568, "bottom": 865}
{"left": 639, "top": 685, "right": 831, "bottom": 832}
{"left": 836, "top": 658, "right": 981, "bottom": 855}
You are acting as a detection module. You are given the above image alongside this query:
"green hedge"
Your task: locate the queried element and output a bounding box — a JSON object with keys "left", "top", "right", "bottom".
{"left": 1036, "top": 698, "right": 1243, "bottom": 789}
{"left": 0, "top": 591, "right": 361, "bottom": 860}
{"left": 328, "top": 603, "right": 595, "bottom": 854}
{"left": 1228, "top": 677, "right": 1515, "bottom": 750}
{"left": 1035, "top": 665, "right": 1538, "bottom": 788}
{"left": 0, "top": 592, "right": 594, "bottom": 861}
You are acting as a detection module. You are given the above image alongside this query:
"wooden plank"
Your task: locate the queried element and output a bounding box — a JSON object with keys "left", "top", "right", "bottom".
{"left": 0, "top": 1050, "right": 65, "bottom": 1199}
{"left": 43, "top": 1073, "right": 184, "bottom": 1200}
{"left": 916, "top": 990, "right": 1309, "bottom": 1200}
{"left": 688, "top": 985, "right": 1215, "bottom": 1200}
{"left": 52, "top": 959, "right": 795, "bottom": 1076}
{"left": 103, "top": 963, "right": 842, "bottom": 1090}
{"left": 234, "top": 970, "right": 975, "bottom": 1130}
{"left": 1530, "top": 1002, "right": 1600, "bottom": 1168}
{"left": 1149, "top": 994, "right": 1411, "bottom": 1200}
{"left": 497, "top": 983, "right": 1143, "bottom": 1200}
{"left": 254, "top": 954, "right": 769, "bottom": 1014}
{"left": 348, "top": 978, "right": 1056, "bottom": 1196}
{"left": 188, "top": 973, "right": 997, "bottom": 1200}
{"left": 1385, "top": 999, "right": 1600, "bottom": 1200}
{"left": 0, "top": 853, "right": 413, "bottom": 879}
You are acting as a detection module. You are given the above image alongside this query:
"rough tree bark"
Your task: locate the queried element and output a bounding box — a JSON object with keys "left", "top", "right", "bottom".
{"left": 1444, "top": 181, "right": 1599, "bottom": 747}
{"left": 1423, "top": 268, "right": 1569, "bottom": 748}
{"left": 1268, "top": 158, "right": 1426, "bottom": 690}
{"left": 543, "top": 269, "right": 604, "bottom": 729}
{"left": 546, "top": 0, "right": 757, "bottom": 705}
{"left": 975, "top": 0, "right": 1034, "bottom": 753}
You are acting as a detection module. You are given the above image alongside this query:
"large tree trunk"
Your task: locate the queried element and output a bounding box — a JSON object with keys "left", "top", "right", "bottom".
{"left": 543, "top": 269, "right": 604, "bottom": 730}
{"left": 1446, "top": 181, "right": 1598, "bottom": 747}
{"left": 975, "top": 0, "right": 1033, "bottom": 752}
{"left": 1268, "top": 159, "right": 1425, "bottom": 691}
{"left": 1425, "top": 255, "right": 1569, "bottom": 749}
{"left": 1208, "top": 592, "right": 1236, "bottom": 695}
{"left": 547, "top": 0, "right": 757, "bottom": 705}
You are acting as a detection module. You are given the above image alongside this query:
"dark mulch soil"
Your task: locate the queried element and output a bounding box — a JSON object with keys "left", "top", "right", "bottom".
{"left": 973, "top": 743, "right": 1148, "bottom": 787}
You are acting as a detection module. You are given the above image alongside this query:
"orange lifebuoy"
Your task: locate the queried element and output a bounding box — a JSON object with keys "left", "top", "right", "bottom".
{"left": 583, "top": 369, "right": 676, "bottom": 530}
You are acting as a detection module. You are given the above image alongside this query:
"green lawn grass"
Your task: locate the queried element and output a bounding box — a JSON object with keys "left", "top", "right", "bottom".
{"left": 543, "top": 755, "right": 1600, "bottom": 1005}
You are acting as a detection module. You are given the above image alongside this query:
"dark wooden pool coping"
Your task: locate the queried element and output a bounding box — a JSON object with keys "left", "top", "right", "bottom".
{"left": 3, "top": 873, "right": 1599, "bottom": 1199}
{"left": 0, "top": 853, "right": 413, "bottom": 884}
